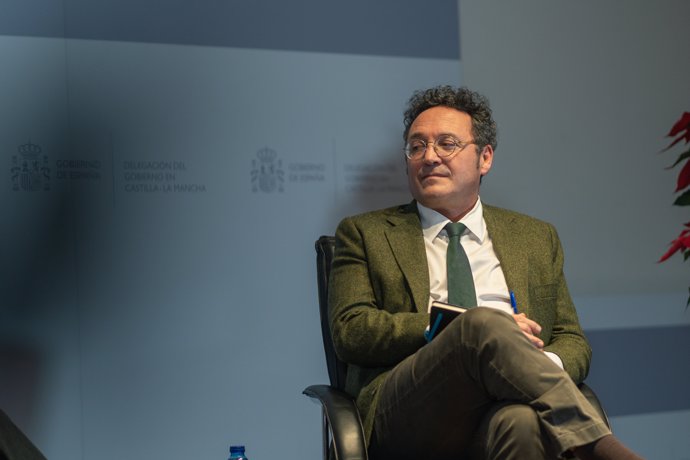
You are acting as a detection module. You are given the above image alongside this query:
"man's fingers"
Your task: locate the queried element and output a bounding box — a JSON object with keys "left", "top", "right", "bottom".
{"left": 513, "top": 313, "right": 543, "bottom": 348}
{"left": 523, "top": 331, "right": 544, "bottom": 349}
{"left": 513, "top": 313, "right": 542, "bottom": 335}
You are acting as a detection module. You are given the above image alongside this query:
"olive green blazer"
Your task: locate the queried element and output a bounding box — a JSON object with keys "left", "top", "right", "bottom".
{"left": 328, "top": 201, "right": 591, "bottom": 442}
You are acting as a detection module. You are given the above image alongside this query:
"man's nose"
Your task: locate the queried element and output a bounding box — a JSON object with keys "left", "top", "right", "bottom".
{"left": 421, "top": 143, "right": 442, "bottom": 164}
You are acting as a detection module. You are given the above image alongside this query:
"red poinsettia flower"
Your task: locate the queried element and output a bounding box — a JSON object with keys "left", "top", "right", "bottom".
{"left": 676, "top": 159, "right": 690, "bottom": 192}
{"left": 658, "top": 113, "right": 690, "bottom": 306}
{"left": 659, "top": 223, "right": 690, "bottom": 262}
{"left": 664, "top": 111, "right": 690, "bottom": 151}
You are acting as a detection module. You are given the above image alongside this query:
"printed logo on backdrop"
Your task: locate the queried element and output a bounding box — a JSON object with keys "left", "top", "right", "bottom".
{"left": 342, "top": 162, "right": 407, "bottom": 193}
{"left": 10, "top": 140, "right": 106, "bottom": 192}
{"left": 250, "top": 146, "right": 326, "bottom": 193}
{"left": 247, "top": 145, "right": 405, "bottom": 194}
{"left": 11, "top": 142, "right": 50, "bottom": 191}
{"left": 122, "top": 160, "right": 206, "bottom": 193}
{"left": 56, "top": 159, "right": 102, "bottom": 181}
{"left": 251, "top": 147, "right": 284, "bottom": 192}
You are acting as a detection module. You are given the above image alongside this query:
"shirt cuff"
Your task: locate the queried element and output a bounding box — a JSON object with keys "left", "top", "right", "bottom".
{"left": 544, "top": 351, "right": 564, "bottom": 370}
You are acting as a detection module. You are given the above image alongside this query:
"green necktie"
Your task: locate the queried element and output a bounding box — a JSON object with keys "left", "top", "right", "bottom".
{"left": 445, "top": 222, "right": 477, "bottom": 307}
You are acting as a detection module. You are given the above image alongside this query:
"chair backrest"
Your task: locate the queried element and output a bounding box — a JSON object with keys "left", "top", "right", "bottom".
{"left": 315, "top": 235, "right": 349, "bottom": 390}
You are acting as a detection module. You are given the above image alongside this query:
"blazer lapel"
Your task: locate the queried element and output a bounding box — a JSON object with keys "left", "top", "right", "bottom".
{"left": 483, "top": 205, "right": 530, "bottom": 317}
{"left": 384, "top": 203, "right": 430, "bottom": 313}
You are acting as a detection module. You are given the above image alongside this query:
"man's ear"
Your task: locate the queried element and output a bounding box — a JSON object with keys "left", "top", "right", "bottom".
{"left": 479, "top": 145, "right": 494, "bottom": 176}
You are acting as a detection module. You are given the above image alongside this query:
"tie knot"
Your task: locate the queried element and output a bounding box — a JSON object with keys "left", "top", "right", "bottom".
{"left": 445, "top": 222, "right": 467, "bottom": 238}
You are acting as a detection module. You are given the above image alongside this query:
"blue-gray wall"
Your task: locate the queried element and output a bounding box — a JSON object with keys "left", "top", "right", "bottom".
{"left": 1, "top": 1, "right": 689, "bottom": 459}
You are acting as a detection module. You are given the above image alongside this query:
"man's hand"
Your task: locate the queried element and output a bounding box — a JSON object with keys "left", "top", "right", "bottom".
{"left": 512, "top": 313, "right": 544, "bottom": 349}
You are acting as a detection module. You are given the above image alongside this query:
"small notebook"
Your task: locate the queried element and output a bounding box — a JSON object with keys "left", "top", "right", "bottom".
{"left": 424, "top": 301, "right": 471, "bottom": 342}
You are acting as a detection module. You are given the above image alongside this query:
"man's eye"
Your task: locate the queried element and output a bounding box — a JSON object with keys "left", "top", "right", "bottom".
{"left": 437, "top": 140, "right": 457, "bottom": 151}
{"left": 409, "top": 142, "right": 425, "bottom": 152}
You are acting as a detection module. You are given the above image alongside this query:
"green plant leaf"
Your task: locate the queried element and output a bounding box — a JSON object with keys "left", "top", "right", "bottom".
{"left": 673, "top": 189, "right": 690, "bottom": 206}
{"left": 667, "top": 149, "right": 690, "bottom": 169}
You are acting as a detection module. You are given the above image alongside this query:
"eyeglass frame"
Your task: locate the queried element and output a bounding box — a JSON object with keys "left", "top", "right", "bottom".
{"left": 403, "top": 135, "right": 477, "bottom": 160}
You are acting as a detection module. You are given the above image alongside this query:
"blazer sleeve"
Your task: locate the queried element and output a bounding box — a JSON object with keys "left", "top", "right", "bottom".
{"left": 541, "top": 223, "right": 592, "bottom": 384}
{"left": 328, "top": 216, "right": 428, "bottom": 368}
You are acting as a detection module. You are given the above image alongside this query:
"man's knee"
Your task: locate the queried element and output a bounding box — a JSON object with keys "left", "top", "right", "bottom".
{"left": 464, "top": 306, "right": 510, "bottom": 325}
{"left": 447, "top": 306, "right": 508, "bottom": 331}
{"left": 444, "top": 307, "right": 513, "bottom": 346}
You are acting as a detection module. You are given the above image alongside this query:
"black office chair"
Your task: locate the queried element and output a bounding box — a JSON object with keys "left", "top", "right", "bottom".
{"left": 303, "top": 235, "right": 610, "bottom": 460}
{"left": 303, "top": 236, "right": 368, "bottom": 460}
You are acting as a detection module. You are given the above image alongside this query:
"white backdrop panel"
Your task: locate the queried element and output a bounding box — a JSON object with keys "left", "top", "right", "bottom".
{"left": 2, "top": 37, "right": 461, "bottom": 460}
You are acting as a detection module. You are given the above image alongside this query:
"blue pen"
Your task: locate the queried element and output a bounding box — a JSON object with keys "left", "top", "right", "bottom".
{"left": 509, "top": 291, "right": 518, "bottom": 314}
{"left": 425, "top": 313, "right": 444, "bottom": 342}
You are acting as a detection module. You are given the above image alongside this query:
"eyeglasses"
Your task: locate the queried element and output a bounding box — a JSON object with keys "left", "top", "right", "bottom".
{"left": 403, "top": 135, "right": 476, "bottom": 160}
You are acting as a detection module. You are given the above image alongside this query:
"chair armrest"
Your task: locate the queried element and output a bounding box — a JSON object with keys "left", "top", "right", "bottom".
{"left": 578, "top": 382, "right": 611, "bottom": 429}
{"left": 303, "top": 384, "right": 368, "bottom": 460}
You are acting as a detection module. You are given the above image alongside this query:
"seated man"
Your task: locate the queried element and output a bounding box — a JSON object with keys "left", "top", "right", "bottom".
{"left": 329, "top": 85, "right": 643, "bottom": 460}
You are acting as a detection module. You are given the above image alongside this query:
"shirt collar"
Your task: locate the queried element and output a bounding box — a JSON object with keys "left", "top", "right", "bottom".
{"left": 418, "top": 198, "right": 486, "bottom": 243}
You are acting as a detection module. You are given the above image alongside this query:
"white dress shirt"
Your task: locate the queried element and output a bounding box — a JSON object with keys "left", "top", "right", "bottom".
{"left": 417, "top": 198, "right": 564, "bottom": 369}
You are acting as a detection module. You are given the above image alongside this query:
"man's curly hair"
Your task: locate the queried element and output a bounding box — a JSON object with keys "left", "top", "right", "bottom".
{"left": 403, "top": 85, "right": 498, "bottom": 152}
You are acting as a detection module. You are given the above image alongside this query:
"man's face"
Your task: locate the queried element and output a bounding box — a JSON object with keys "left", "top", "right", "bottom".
{"left": 406, "top": 106, "right": 493, "bottom": 220}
